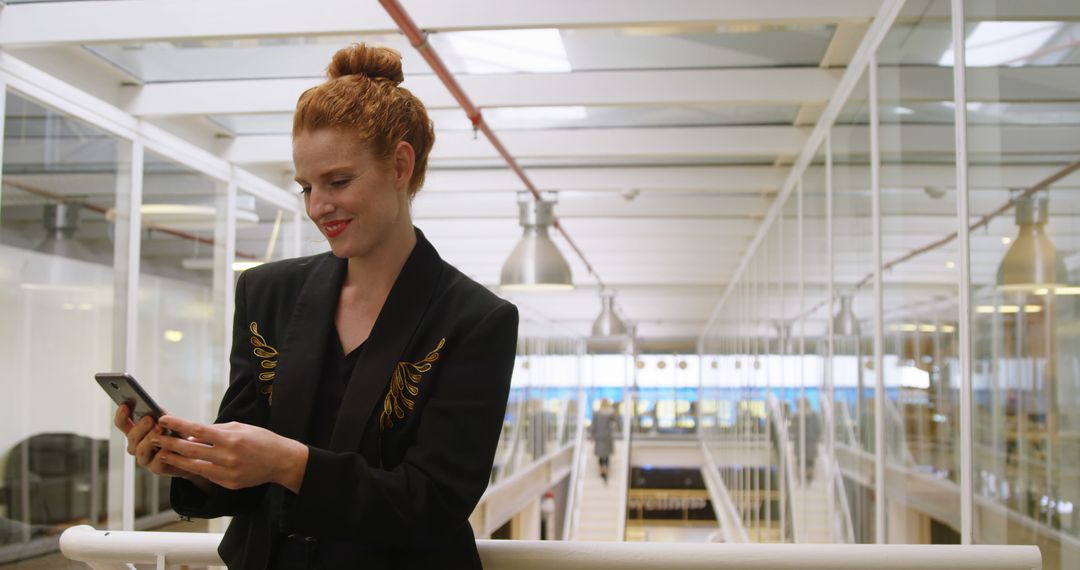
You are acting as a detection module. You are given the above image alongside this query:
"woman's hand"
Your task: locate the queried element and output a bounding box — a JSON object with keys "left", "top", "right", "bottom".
{"left": 155, "top": 416, "right": 309, "bottom": 493}
{"left": 113, "top": 404, "right": 202, "bottom": 482}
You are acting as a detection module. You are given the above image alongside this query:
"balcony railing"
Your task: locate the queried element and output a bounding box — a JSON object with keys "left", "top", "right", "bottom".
{"left": 59, "top": 525, "right": 1042, "bottom": 570}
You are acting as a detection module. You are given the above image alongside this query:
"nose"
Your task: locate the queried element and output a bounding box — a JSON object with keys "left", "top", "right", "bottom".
{"left": 305, "top": 187, "right": 335, "bottom": 220}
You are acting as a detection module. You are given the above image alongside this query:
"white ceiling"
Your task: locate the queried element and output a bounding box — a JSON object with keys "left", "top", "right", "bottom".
{"left": 2, "top": 0, "right": 1079, "bottom": 346}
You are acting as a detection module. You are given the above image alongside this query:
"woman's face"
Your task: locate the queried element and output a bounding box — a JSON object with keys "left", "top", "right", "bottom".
{"left": 293, "top": 128, "right": 414, "bottom": 259}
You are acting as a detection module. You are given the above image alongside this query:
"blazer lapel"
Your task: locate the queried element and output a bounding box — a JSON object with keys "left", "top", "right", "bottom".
{"left": 269, "top": 253, "right": 347, "bottom": 442}
{"left": 329, "top": 229, "right": 444, "bottom": 452}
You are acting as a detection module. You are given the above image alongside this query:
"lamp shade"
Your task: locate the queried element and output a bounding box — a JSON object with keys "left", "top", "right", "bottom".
{"left": 997, "top": 196, "right": 1067, "bottom": 292}
{"left": 592, "top": 291, "right": 628, "bottom": 337}
{"left": 500, "top": 197, "right": 573, "bottom": 291}
{"left": 833, "top": 294, "right": 861, "bottom": 337}
{"left": 36, "top": 202, "right": 97, "bottom": 262}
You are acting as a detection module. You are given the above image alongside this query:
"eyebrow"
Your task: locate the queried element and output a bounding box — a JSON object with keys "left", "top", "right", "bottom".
{"left": 294, "top": 165, "right": 356, "bottom": 185}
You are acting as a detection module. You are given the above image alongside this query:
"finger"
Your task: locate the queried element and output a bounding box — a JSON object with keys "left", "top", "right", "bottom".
{"left": 135, "top": 429, "right": 162, "bottom": 467}
{"left": 114, "top": 405, "right": 134, "bottom": 432}
{"left": 125, "top": 416, "right": 156, "bottom": 456}
{"left": 156, "top": 435, "right": 218, "bottom": 463}
{"left": 135, "top": 427, "right": 166, "bottom": 468}
{"left": 148, "top": 452, "right": 190, "bottom": 478}
{"left": 158, "top": 450, "right": 220, "bottom": 482}
{"left": 159, "top": 415, "right": 218, "bottom": 443}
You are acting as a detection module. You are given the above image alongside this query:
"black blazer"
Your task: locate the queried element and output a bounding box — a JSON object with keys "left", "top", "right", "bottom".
{"left": 171, "top": 228, "right": 519, "bottom": 569}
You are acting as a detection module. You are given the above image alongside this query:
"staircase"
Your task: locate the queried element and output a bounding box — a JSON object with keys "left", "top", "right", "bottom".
{"left": 790, "top": 443, "right": 833, "bottom": 543}
{"left": 572, "top": 439, "right": 628, "bottom": 541}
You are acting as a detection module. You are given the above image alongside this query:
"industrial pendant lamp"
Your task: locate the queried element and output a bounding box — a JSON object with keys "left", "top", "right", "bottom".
{"left": 36, "top": 202, "right": 96, "bottom": 262}
{"left": 833, "top": 294, "right": 861, "bottom": 337}
{"left": 591, "top": 290, "right": 628, "bottom": 337}
{"left": 997, "top": 195, "right": 1067, "bottom": 292}
{"left": 500, "top": 193, "right": 574, "bottom": 291}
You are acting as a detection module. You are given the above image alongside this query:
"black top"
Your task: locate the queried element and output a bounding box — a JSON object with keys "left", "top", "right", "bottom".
{"left": 308, "top": 327, "right": 364, "bottom": 451}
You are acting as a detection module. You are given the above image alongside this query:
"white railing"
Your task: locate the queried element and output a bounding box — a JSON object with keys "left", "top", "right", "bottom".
{"left": 59, "top": 525, "right": 1042, "bottom": 570}
{"left": 767, "top": 394, "right": 802, "bottom": 543}
{"left": 821, "top": 394, "right": 855, "bottom": 544}
{"left": 562, "top": 393, "right": 588, "bottom": 540}
{"left": 699, "top": 442, "right": 750, "bottom": 543}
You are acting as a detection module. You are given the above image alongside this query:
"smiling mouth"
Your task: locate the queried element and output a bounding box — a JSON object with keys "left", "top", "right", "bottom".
{"left": 323, "top": 219, "right": 352, "bottom": 238}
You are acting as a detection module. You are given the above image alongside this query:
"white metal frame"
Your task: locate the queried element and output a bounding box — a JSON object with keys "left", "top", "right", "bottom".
{"left": 949, "top": 0, "right": 975, "bottom": 546}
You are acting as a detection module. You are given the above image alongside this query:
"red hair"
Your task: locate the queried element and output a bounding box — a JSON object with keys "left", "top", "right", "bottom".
{"left": 293, "top": 44, "right": 435, "bottom": 196}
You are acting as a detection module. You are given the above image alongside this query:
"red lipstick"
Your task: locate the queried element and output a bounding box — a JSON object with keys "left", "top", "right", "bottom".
{"left": 323, "top": 219, "right": 352, "bottom": 238}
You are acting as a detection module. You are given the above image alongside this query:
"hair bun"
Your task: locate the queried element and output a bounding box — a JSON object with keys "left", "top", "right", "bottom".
{"left": 327, "top": 43, "right": 405, "bottom": 85}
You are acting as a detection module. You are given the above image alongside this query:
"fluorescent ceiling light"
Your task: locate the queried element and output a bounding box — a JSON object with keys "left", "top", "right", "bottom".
{"left": 441, "top": 29, "right": 571, "bottom": 73}
{"left": 105, "top": 204, "right": 259, "bottom": 227}
{"left": 938, "top": 22, "right": 1063, "bottom": 67}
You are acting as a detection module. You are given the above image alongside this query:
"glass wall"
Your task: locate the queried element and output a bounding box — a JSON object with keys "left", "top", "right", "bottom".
{"left": 699, "top": 1, "right": 1079, "bottom": 567}
{"left": 493, "top": 332, "right": 584, "bottom": 484}
{"left": 0, "top": 81, "right": 302, "bottom": 563}
{"left": 964, "top": 2, "right": 1080, "bottom": 568}
{"left": 0, "top": 91, "right": 125, "bottom": 563}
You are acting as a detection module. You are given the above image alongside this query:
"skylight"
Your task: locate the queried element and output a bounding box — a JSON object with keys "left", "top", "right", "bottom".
{"left": 938, "top": 21, "right": 1063, "bottom": 67}
{"left": 435, "top": 29, "right": 571, "bottom": 74}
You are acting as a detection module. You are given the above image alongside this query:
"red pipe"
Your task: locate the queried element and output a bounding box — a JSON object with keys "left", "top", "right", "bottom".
{"left": 378, "top": 0, "right": 604, "bottom": 289}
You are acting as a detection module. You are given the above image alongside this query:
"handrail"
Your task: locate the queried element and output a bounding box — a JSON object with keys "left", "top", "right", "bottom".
{"left": 59, "top": 526, "right": 1043, "bottom": 570}
{"left": 562, "top": 388, "right": 588, "bottom": 540}
{"left": 835, "top": 441, "right": 1080, "bottom": 555}
{"left": 700, "top": 442, "right": 750, "bottom": 543}
{"left": 821, "top": 395, "right": 855, "bottom": 543}
{"left": 883, "top": 398, "right": 917, "bottom": 466}
{"left": 616, "top": 394, "right": 633, "bottom": 541}
{"left": 767, "top": 394, "right": 802, "bottom": 543}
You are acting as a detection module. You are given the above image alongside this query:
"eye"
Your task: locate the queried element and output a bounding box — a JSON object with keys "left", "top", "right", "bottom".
{"left": 298, "top": 186, "right": 311, "bottom": 195}
{"left": 330, "top": 178, "right": 351, "bottom": 188}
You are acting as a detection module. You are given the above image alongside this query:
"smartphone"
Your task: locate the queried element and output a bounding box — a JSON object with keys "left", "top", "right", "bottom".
{"left": 95, "top": 372, "right": 166, "bottom": 423}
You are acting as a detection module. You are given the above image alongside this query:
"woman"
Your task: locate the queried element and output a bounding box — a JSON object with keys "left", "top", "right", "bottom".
{"left": 114, "top": 44, "right": 518, "bottom": 569}
{"left": 590, "top": 398, "right": 618, "bottom": 484}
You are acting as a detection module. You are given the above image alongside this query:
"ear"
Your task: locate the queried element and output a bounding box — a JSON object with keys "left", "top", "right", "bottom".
{"left": 391, "top": 141, "right": 416, "bottom": 192}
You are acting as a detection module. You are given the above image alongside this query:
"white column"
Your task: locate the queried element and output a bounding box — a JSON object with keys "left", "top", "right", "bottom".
{"left": 869, "top": 53, "right": 886, "bottom": 545}
{"left": 950, "top": 0, "right": 975, "bottom": 545}
{"left": 513, "top": 498, "right": 542, "bottom": 540}
{"left": 825, "top": 133, "right": 836, "bottom": 541}
{"left": 108, "top": 139, "right": 144, "bottom": 531}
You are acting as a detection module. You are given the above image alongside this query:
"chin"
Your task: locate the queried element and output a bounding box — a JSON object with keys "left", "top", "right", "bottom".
{"left": 328, "top": 238, "right": 373, "bottom": 260}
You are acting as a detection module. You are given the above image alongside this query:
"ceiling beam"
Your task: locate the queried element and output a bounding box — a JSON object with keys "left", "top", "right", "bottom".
{"left": 120, "top": 66, "right": 1080, "bottom": 117}
{"left": 0, "top": 0, "right": 882, "bottom": 47}
{"left": 123, "top": 68, "right": 842, "bottom": 116}
{"left": 223, "top": 124, "right": 1080, "bottom": 164}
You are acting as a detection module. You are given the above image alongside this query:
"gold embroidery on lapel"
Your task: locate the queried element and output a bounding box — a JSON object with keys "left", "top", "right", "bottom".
{"left": 249, "top": 322, "right": 279, "bottom": 405}
{"left": 380, "top": 338, "right": 445, "bottom": 431}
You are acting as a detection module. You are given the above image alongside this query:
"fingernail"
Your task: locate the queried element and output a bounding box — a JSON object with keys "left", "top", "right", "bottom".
{"left": 151, "top": 439, "right": 161, "bottom": 447}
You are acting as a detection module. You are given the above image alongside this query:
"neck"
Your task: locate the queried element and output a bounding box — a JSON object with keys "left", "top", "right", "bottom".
{"left": 344, "top": 222, "right": 417, "bottom": 296}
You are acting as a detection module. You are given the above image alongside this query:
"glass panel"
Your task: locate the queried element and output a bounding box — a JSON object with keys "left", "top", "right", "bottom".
{"left": 0, "top": 91, "right": 122, "bottom": 562}
{"left": 966, "top": 2, "right": 1080, "bottom": 567}
{"left": 831, "top": 70, "right": 878, "bottom": 544}
{"left": 132, "top": 152, "right": 225, "bottom": 523}
{"left": 878, "top": 0, "right": 962, "bottom": 544}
